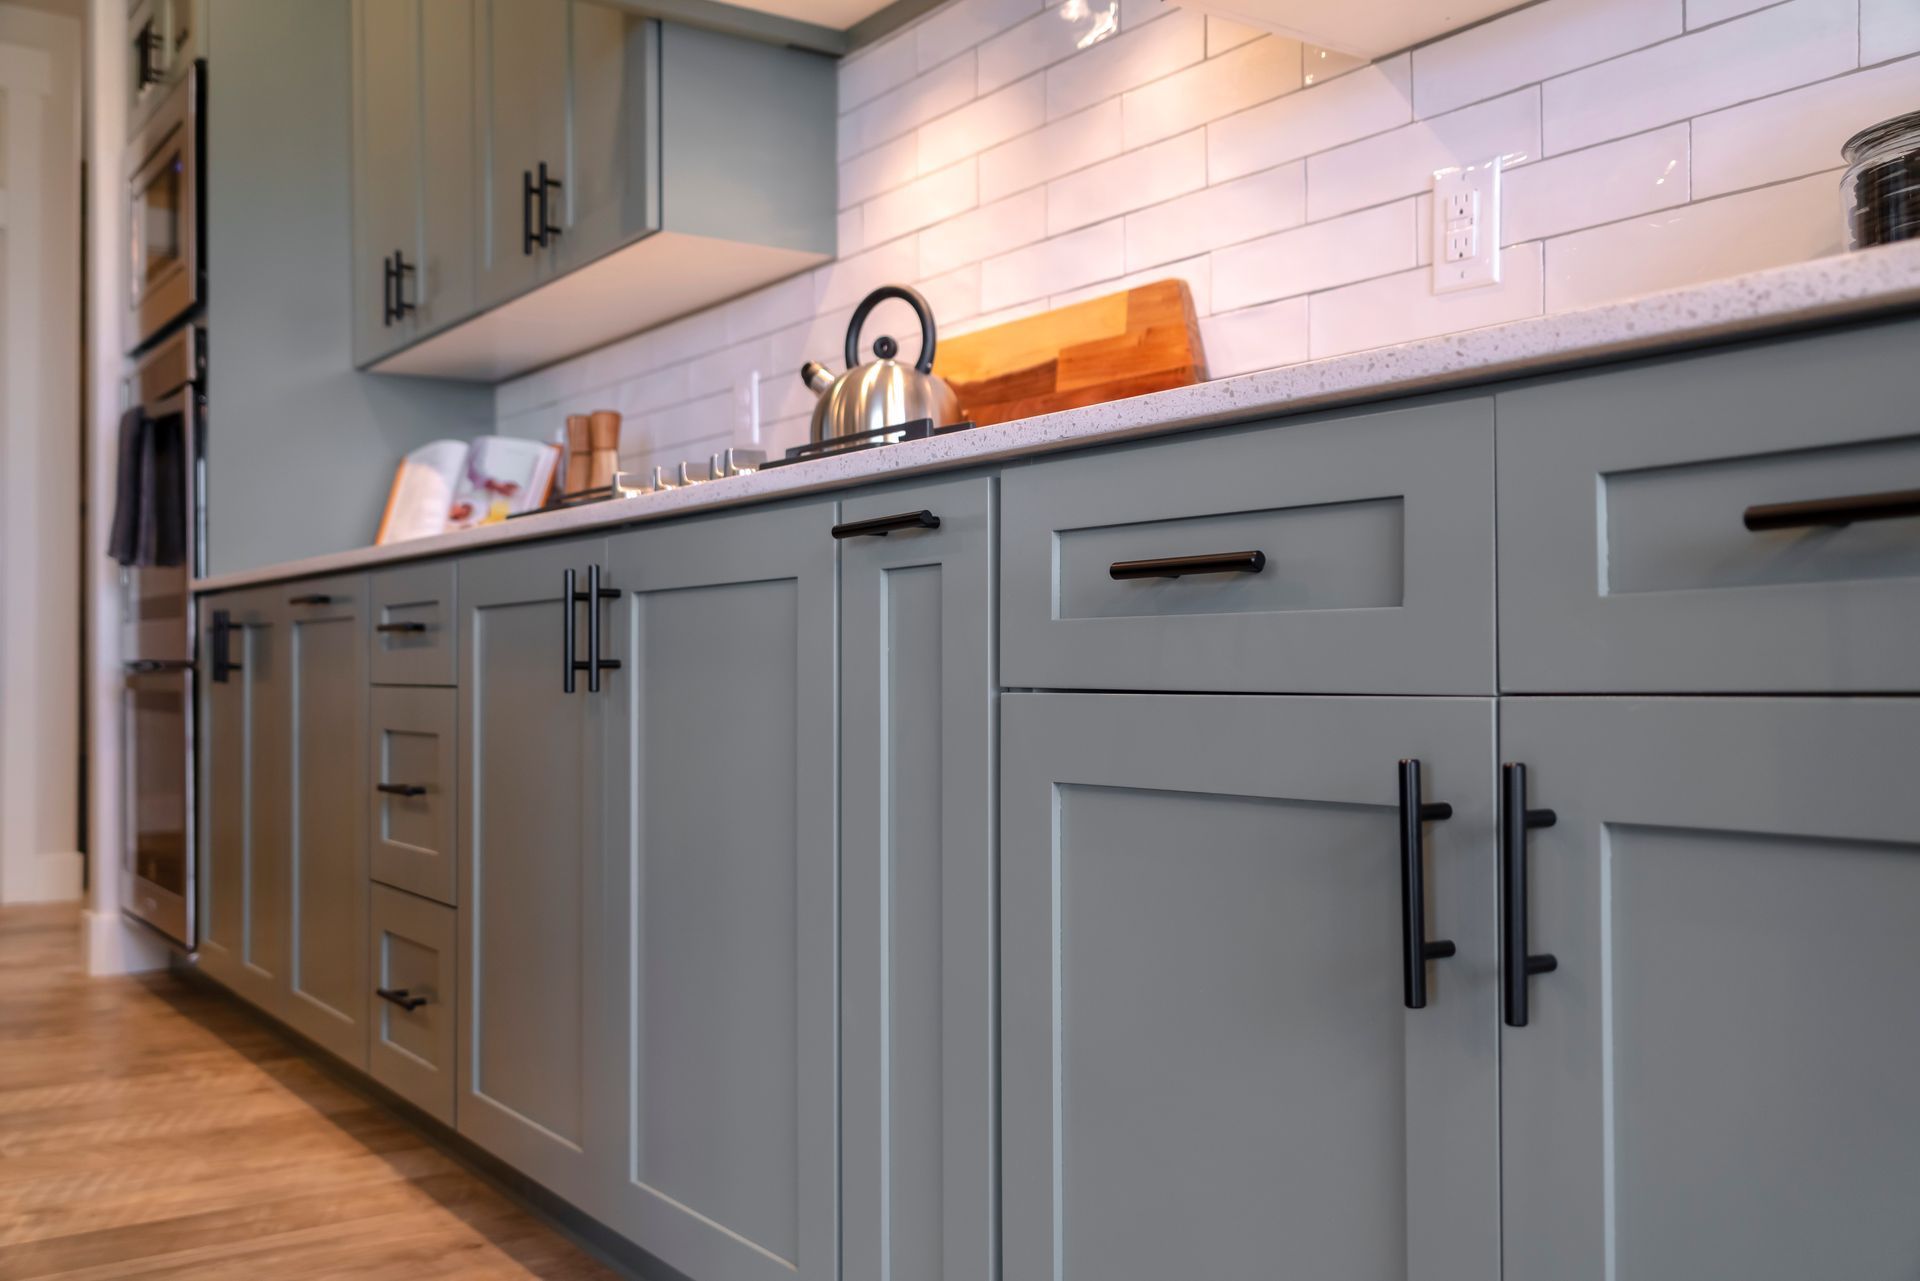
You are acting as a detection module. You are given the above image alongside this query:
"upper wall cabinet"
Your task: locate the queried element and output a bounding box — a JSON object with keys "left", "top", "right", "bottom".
{"left": 352, "top": 0, "right": 836, "bottom": 382}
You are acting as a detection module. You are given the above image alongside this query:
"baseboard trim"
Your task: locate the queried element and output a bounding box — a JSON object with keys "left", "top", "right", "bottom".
{"left": 83, "top": 908, "right": 170, "bottom": 976}
{"left": 169, "top": 959, "right": 693, "bottom": 1281}
{"left": 3, "top": 848, "right": 84, "bottom": 905}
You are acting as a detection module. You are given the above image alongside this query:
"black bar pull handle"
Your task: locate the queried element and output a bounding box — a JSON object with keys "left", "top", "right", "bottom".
{"left": 210, "top": 610, "right": 242, "bottom": 682}
{"left": 562, "top": 568, "right": 578, "bottom": 693}
{"left": 1109, "top": 550, "right": 1266, "bottom": 580}
{"left": 1398, "top": 759, "right": 1456, "bottom": 1010}
{"left": 572, "top": 564, "right": 621, "bottom": 693}
{"left": 1743, "top": 487, "right": 1920, "bottom": 531}
{"left": 1501, "top": 762, "right": 1559, "bottom": 1028}
{"left": 381, "top": 254, "right": 396, "bottom": 326}
{"left": 832, "top": 510, "right": 940, "bottom": 539}
{"left": 288, "top": 593, "right": 333, "bottom": 606}
{"left": 522, "top": 169, "right": 538, "bottom": 256}
{"left": 376, "top": 783, "right": 427, "bottom": 798}
{"left": 392, "top": 250, "right": 417, "bottom": 316}
{"left": 537, "top": 161, "right": 563, "bottom": 244}
{"left": 375, "top": 621, "right": 428, "bottom": 634}
{"left": 376, "top": 987, "right": 429, "bottom": 1012}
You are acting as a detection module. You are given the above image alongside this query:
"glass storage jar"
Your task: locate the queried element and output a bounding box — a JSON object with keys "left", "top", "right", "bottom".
{"left": 1842, "top": 109, "right": 1920, "bottom": 250}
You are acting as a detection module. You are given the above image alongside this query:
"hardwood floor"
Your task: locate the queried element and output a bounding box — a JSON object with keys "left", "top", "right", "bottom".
{"left": 0, "top": 905, "right": 617, "bottom": 1280}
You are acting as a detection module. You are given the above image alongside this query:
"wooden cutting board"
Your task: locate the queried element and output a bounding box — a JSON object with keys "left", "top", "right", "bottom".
{"left": 933, "top": 279, "right": 1207, "bottom": 427}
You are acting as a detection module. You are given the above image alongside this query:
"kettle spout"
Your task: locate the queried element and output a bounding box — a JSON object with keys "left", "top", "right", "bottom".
{"left": 800, "top": 361, "right": 836, "bottom": 396}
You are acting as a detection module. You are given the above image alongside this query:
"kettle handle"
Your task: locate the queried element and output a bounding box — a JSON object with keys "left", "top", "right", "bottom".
{"left": 847, "top": 285, "right": 938, "bottom": 375}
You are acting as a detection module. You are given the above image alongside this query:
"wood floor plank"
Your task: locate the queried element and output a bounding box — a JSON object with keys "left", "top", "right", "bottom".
{"left": 0, "top": 906, "right": 617, "bottom": 1280}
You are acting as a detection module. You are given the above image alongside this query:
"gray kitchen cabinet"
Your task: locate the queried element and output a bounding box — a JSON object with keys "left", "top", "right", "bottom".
{"left": 371, "top": 560, "right": 458, "bottom": 687}
{"left": 473, "top": 0, "right": 569, "bottom": 306}
{"left": 455, "top": 536, "right": 612, "bottom": 1209}
{"left": 1500, "top": 697, "right": 1920, "bottom": 1281}
{"left": 1001, "top": 691, "right": 1501, "bottom": 1281}
{"left": 350, "top": 0, "right": 477, "bottom": 366}
{"left": 369, "top": 884, "right": 459, "bottom": 1126}
{"left": 369, "top": 685, "right": 457, "bottom": 905}
{"left": 597, "top": 501, "right": 839, "bottom": 1281}
{"left": 1000, "top": 394, "right": 1497, "bottom": 695}
{"left": 279, "top": 577, "right": 372, "bottom": 1069}
{"left": 195, "top": 588, "right": 290, "bottom": 1016}
{"left": 1497, "top": 317, "right": 1920, "bottom": 694}
{"left": 838, "top": 478, "right": 997, "bottom": 1281}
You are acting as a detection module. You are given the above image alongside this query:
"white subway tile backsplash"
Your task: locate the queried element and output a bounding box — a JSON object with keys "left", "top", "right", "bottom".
{"left": 839, "top": 34, "right": 917, "bottom": 113}
{"left": 1694, "top": 58, "right": 1920, "bottom": 198}
{"left": 1125, "top": 161, "right": 1305, "bottom": 271}
{"left": 1122, "top": 35, "right": 1300, "bottom": 150}
{"left": 979, "top": 98, "right": 1122, "bottom": 201}
{"left": 1864, "top": 0, "right": 1920, "bottom": 62}
{"left": 1413, "top": 0, "right": 1680, "bottom": 118}
{"left": 977, "top": 2, "right": 1096, "bottom": 94}
{"left": 1306, "top": 88, "right": 1541, "bottom": 222}
{"left": 1542, "top": 0, "right": 1859, "bottom": 155}
{"left": 504, "top": 0, "right": 1882, "bottom": 462}
{"left": 1207, "top": 54, "right": 1413, "bottom": 183}
{"left": 840, "top": 50, "right": 977, "bottom": 158}
{"left": 920, "top": 188, "right": 1048, "bottom": 276}
{"left": 1213, "top": 199, "right": 1417, "bottom": 312}
{"left": 1503, "top": 122, "right": 1689, "bottom": 243}
{"left": 839, "top": 132, "right": 918, "bottom": 209}
{"left": 1685, "top": 0, "right": 1774, "bottom": 28}
{"left": 1047, "top": 130, "right": 1207, "bottom": 234}
{"left": 981, "top": 218, "right": 1126, "bottom": 310}
{"left": 1545, "top": 171, "right": 1843, "bottom": 310}
{"left": 1045, "top": 10, "right": 1205, "bottom": 120}
{"left": 1309, "top": 241, "right": 1544, "bottom": 357}
{"left": 916, "top": 0, "right": 1045, "bottom": 73}
{"left": 1199, "top": 297, "right": 1311, "bottom": 377}
{"left": 863, "top": 159, "right": 980, "bottom": 245}
{"left": 1207, "top": 16, "right": 1265, "bottom": 57}
{"left": 918, "top": 75, "right": 1047, "bottom": 174}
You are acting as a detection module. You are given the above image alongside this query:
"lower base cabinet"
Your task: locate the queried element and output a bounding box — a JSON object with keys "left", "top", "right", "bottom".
{"left": 597, "top": 501, "right": 839, "bottom": 1281}
{"left": 1500, "top": 697, "right": 1920, "bottom": 1281}
{"left": 368, "top": 884, "right": 458, "bottom": 1125}
{"left": 1000, "top": 692, "right": 1501, "bottom": 1281}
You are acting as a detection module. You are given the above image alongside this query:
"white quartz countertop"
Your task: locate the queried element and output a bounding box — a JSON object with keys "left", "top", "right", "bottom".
{"left": 195, "top": 242, "right": 1920, "bottom": 594}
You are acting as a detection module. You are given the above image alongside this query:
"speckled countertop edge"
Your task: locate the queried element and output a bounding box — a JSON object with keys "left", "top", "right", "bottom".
{"left": 195, "top": 242, "right": 1920, "bottom": 594}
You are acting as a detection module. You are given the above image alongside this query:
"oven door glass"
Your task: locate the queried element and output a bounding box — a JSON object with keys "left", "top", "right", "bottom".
{"left": 121, "top": 398, "right": 197, "bottom": 663}
{"left": 123, "top": 664, "right": 194, "bottom": 947}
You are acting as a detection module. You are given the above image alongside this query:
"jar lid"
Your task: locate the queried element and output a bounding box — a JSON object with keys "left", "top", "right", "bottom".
{"left": 1842, "top": 109, "right": 1920, "bottom": 164}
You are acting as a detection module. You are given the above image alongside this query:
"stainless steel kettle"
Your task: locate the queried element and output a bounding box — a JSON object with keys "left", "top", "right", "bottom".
{"left": 801, "top": 285, "right": 960, "bottom": 443}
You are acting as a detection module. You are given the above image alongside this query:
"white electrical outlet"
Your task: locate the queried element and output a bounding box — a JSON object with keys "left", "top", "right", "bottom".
{"left": 1432, "top": 157, "right": 1502, "bottom": 293}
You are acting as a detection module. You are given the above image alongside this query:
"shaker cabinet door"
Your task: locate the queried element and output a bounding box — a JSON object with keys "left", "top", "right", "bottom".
{"left": 1500, "top": 697, "right": 1920, "bottom": 1281}
{"left": 279, "top": 578, "right": 371, "bottom": 1070}
{"left": 1001, "top": 692, "right": 1501, "bottom": 1281}
{"left": 598, "top": 502, "right": 839, "bottom": 1281}
{"left": 196, "top": 588, "right": 288, "bottom": 1015}
{"left": 475, "top": 0, "right": 568, "bottom": 305}
{"left": 350, "top": 0, "right": 423, "bottom": 365}
{"left": 558, "top": 3, "right": 658, "bottom": 273}
{"left": 838, "top": 478, "right": 997, "bottom": 1281}
{"left": 455, "top": 537, "right": 610, "bottom": 1209}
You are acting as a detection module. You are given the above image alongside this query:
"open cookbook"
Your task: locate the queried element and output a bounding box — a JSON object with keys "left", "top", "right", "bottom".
{"left": 376, "top": 437, "right": 561, "bottom": 544}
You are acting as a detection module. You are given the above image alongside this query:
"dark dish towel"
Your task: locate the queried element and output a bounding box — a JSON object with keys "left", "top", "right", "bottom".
{"left": 108, "top": 406, "right": 187, "bottom": 568}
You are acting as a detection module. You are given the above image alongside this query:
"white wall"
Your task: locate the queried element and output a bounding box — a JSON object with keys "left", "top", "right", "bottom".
{"left": 498, "top": 0, "right": 1920, "bottom": 470}
{"left": 0, "top": 1, "right": 83, "bottom": 906}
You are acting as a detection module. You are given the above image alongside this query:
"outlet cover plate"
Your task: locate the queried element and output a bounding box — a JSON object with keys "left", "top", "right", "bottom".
{"left": 1433, "top": 157, "right": 1502, "bottom": 294}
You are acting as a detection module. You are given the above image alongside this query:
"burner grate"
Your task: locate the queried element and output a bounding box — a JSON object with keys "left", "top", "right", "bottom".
{"left": 758, "top": 419, "right": 977, "bottom": 469}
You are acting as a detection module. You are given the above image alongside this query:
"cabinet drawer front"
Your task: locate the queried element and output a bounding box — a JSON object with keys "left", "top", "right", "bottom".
{"left": 369, "top": 885, "right": 457, "bottom": 1127}
{"left": 371, "top": 562, "right": 456, "bottom": 686}
{"left": 1001, "top": 397, "right": 1495, "bottom": 694}
{"left": 369, "top": 685, "right": 456, "bottom": 905}
{"left": 1498, "top": 319, "right": 1920, "bottom": 692}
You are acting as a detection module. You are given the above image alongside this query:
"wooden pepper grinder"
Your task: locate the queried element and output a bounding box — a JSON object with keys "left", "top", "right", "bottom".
{"left": 565, "top": 414, "right": 593, "bottom": 497}
{"left": 587, "top": 410, "right": 622, "bottom": 492}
